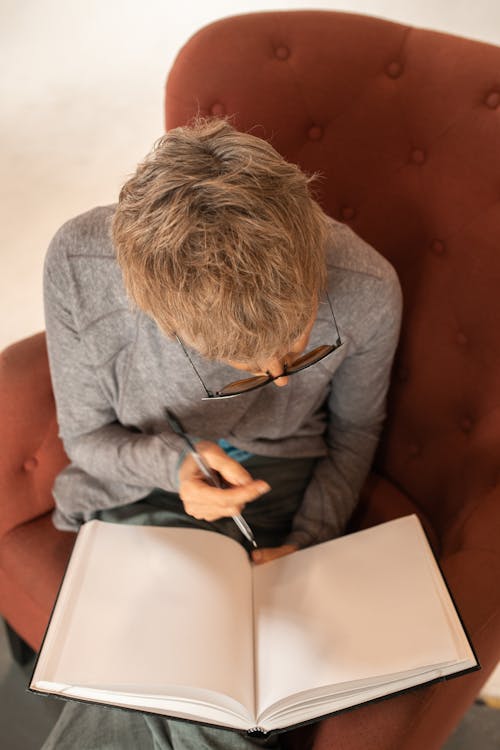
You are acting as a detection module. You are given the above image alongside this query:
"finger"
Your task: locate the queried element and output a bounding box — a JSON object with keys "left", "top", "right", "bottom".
{"left": 251, "top": 545, "right": 297, "bottom": 565}
{"left": 253, "top": 552, "right": 279, "bottom": 564}
{"left": 181, "top": 476, "right": 271, "bottom": 508}
{"left": 196, "top": 442, "right": 255, "bottom": 487}
{"left": 183, "top": 502, "right": 246, "bottom": 521}
{"left": 252, "top": 548, "right": 278, "bottom": 564}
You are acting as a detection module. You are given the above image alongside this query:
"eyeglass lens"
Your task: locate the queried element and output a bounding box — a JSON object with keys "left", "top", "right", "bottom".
{"left": 217, "top": 344, "right": 336, "bottom": 396}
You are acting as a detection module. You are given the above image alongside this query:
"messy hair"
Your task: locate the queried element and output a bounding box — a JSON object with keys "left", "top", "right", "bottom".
{"left": 112, "top": 114, "right": 330, "bottom": 363}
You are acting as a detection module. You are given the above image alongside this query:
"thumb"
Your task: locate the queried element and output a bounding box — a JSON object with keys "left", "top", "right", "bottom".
{"left": 197, "top": 441, "right": 256, "bottom": 486}
{"left": 192, "top": 479, "right": 271, "bottom": 506}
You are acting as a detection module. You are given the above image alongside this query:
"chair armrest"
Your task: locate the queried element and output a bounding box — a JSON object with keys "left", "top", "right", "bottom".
{"left": 0, "top": 332, "right": 68, "bottom": 537}
{"left": 304, "top": 488, "right": 500, "bottom": 750}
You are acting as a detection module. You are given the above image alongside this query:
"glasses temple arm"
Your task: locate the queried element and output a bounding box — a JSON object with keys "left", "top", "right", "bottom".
{"left": 326, "top": 292, "right": 342, "bottom": 347}
{"left": 175, "top": 334, "right": 214, "bottom": 398}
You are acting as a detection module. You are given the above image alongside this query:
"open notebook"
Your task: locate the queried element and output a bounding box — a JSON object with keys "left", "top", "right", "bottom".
{"left": 29, "top": 514, "right": 479, "bottom": 736}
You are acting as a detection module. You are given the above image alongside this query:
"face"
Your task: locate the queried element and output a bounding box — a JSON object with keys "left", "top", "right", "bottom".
{"left": 223, "top": 300, "right": 318, "bottom": 388}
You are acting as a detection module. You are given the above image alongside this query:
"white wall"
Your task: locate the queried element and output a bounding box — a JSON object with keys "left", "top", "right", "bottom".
{"left": 1, "top": 0, "right": 499, "bottom": 350}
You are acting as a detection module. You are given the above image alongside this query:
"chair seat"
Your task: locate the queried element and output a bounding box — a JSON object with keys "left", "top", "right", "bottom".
{"left": 0, "top": 514, "right": 75, "bottom": 646}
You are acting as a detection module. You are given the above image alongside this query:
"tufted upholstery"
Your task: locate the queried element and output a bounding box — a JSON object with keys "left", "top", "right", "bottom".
{"left": 1, "top": 9, "right": 499, "bottom": 750}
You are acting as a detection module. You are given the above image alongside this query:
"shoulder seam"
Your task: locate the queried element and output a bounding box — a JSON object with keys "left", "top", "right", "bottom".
{"left": 67, "top": 253, "right": 116, "bottom": 259}
{"left": 327, "top": 262, "right": 394, "bottom": 282}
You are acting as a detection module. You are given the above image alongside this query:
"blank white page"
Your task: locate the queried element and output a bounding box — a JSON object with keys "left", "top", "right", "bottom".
{"left": 33, "top": 521, "right": 254, "bottom": 713}
{"left": 253, "top": 514, "right": 461, "bottom": 715}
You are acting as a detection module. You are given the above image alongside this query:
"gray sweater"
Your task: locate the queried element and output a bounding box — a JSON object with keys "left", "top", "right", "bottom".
{"left": 43, "top": 204, "right": 403, "bottom": 548}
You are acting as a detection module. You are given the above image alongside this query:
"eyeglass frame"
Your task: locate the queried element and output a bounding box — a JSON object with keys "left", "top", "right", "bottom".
{"left": 175, "top": 291, "right": 343, "bottom": 400}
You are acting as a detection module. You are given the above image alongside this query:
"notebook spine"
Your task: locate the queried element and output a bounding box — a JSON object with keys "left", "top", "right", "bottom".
{"left": 247, "top": 727, "right": 268, "bottom": 737}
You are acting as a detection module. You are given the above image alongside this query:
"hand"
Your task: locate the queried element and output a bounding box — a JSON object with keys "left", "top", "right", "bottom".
{"left": 251, "top": 544, "right": 298, "bottom": 565}
{"left": 178, "top": 440, "right": 271, "bottom": 522}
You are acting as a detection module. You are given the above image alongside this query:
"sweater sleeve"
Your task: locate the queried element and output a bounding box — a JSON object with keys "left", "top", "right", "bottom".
{"left": 43, "top": 223, "right": 186, "bottom": 528}
{"left": 285, "top": 267, "right": 403, "bottom": 548}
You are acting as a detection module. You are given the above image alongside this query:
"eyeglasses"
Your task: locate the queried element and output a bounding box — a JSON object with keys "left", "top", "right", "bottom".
{"left": 176, "top": 292, "right": 343, "bottom": 400}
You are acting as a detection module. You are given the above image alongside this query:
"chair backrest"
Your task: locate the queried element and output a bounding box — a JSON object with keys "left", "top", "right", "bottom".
{"left": 164, "top": 10, "right": 500, "bottom": 543}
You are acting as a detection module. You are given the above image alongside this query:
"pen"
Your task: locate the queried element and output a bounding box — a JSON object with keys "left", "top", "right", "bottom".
{"left": 165, "top": 408, "right": 258, "bottom": 549}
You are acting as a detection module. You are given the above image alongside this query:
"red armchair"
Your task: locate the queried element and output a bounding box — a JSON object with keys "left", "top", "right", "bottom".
{"left": 1, "top": 10, "right": 499, "bottom": 750}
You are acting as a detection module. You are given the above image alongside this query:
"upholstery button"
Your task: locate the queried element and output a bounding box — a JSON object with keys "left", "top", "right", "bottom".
{"left": 386, "top": 61, "right": 403, "bottom": 78}
{"left": 341, "top": 206, "right": 356, "bottom": 220}
{"left": 23, "top": 457, "right": 38, "bottom": 471}
{"left": 461, "top": 417, "right": 473, "bottom": 433}
{"left": 485, "top": 91, "right": 499, "bottom": 109}
{"left": 431, "top": 239, "right": 445, "bottom": 255}
{"left": 456, "top": 332, "right": 468, "bottom": 345}
{"left": 411, "top": 148, "right": 426, "bottom": 164}
{"left": 308, "top": 125, "right": 323, "bottom": 141}
{"left": 210, "top": 103, "right": 225, "bottom": 116}
{"left": 275, "top": 46, "right": 290, "bottom": 60}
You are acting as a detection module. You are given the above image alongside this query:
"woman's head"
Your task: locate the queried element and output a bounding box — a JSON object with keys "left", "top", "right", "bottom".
{"left": 112, "top": 114, "right": 330, "bottom": 364}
